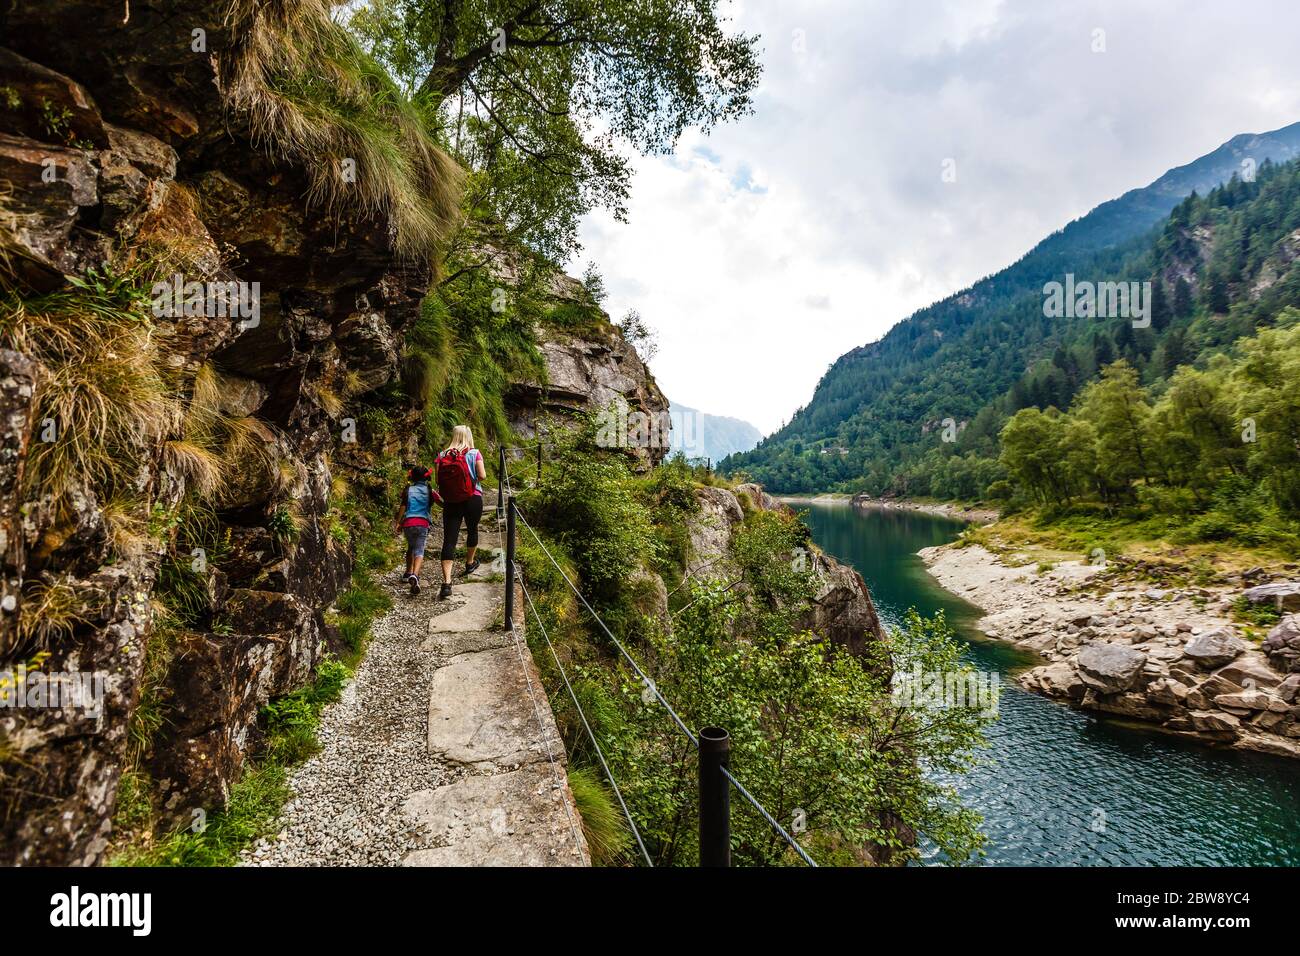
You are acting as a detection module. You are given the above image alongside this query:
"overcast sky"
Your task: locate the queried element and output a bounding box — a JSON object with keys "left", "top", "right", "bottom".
{"left": 569, "top": 0, "right": 1300, "bottom": 434}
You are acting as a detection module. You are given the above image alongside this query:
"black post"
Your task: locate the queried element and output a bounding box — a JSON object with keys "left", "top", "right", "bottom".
{"left": 698, "top": 726, "right": 731, "bottom": 867}
{"left": 497, "top": 446, "right": 506, "bottom": 519}
{"left": 536, "top": 440, "right": 542, "bottom": 486}
{"left": 504, "top": 496, "right": 517, "bottom": 631}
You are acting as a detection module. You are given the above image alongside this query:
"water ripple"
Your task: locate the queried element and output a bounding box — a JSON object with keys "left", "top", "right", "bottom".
{"left": 802, "top": 504, "right": 1300, "bottom": 866}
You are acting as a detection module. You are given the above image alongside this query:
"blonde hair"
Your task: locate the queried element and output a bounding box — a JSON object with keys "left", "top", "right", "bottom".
{"left": 444, "top": 424, "right": 474, "bottom": 454}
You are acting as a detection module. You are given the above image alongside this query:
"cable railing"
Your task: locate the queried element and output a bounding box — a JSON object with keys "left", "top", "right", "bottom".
{"left": 494, "top": 444, "right": 818, "bottom": 868}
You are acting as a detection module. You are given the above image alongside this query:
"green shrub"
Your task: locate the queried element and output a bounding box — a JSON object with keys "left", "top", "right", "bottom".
{"left": 267, "top": 506, "right": 299, "bottom": 543}
{"left": 520, "top": 418, "right": 659, "bottom": 606}
{"left": 1232, "top": 596, "right": 1283, "bottom": 627}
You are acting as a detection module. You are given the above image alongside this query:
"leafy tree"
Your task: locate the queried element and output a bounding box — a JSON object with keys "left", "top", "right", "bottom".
{"left": 1074, "top": 361, "right": 1156, "bottom": 495}
{"left": 620, "top": 577, "right": 988, "bottom": 866}
{"left": 1151, "top": 364, "right": 1241, "bottom": 502}
{"left": 349, "top": 0, "right": 761, "bottom": 260}
{"left": 1092, "top": 332, "right": 1116, "bottom": 369}
{"left": 1232, "top": 320, "right": 1300, "bottom": 511}
{"left": 998, "top": 407, "right": 1072, "bottom": 505}
{"left": 1204, "top": 268, "right": 1230, "bottom": 314}
{"left": 1149, "top": 277, "right": 1171, "bottom": 331}
{"left": 1172, "top": 276, "right": 1194, "bottom": 318}
{"left": 1159, "top": 326, "right": 1189, "bottom": 377}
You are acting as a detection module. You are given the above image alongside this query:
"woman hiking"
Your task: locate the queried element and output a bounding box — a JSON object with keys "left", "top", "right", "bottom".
{"left": 432, "top": 425, "right": 487, "bottom": 600}
{"left": 395, "top": 465, "right": 441, "bottom": 596}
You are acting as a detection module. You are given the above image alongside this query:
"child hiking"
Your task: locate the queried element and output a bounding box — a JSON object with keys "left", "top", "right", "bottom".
{"left": 395, "top": 465, "right": 441, "bottom": 596}
{"left": 433, "top": 425, "right": 487, "bottom": 600}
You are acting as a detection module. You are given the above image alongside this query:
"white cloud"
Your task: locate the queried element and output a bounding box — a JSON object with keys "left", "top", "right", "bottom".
{"left": 572, "top": 0, "right": 1300, "bottom": 434}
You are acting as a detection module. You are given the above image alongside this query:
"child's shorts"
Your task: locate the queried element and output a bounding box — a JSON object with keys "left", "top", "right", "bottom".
{"left": 404, "top": 525, "right": 429, "bottom": 557}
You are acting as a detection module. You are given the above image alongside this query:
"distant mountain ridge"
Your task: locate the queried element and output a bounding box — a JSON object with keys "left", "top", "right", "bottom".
{"left": 724, "top": 120, "right": 1300, "bottom": 493}
{"left": 1037, "top": 121, "right": 1300, "bottom": 260}
{"left": 669, "top": 402, "right": 762, "bottom": 463}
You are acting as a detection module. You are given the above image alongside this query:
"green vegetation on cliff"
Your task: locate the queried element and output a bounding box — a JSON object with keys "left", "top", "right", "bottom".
{"left": 515, "top": 427, "right": 991, "bottom": 866}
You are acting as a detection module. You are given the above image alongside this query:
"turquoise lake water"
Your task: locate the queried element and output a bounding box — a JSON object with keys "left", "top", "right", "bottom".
{"left": 800, "top": 503, "right": 1300, "bottom": 866}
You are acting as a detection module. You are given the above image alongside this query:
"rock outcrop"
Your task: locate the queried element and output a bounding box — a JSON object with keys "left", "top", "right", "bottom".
{"left": 0, "top": 1, "right": 441, "bottom": 863}
{"left": 510, "top": 323, "right": 670, "bottom": 472}
{"left": 1263, "top": 615, "right": 1300, "bottom": 673}
{"left": 1242, "top": 581, "right": 1300, "bottom": 613}
{"left": 506, "top": 297, "right": 669, "bottom": 472}
{"left": 685, "top": 482, "right": 887, "bottom": 656}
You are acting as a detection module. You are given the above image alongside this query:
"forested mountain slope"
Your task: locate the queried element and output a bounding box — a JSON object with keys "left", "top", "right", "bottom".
{"left": 725, "top": 122, "right": 1300, "bottom": 495}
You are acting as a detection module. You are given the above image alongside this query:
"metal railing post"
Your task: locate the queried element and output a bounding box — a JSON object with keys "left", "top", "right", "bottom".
{"left": 497, "top": 446, "right": 506, "bottom": 519}
{"left": 699, "top": 726, "right": 731, "bottom": 867}
{"left": 536, "top": 440, "right": 542, "bottom": 486}
{"left": 504, "top": 495, "right": 517, "bottom": 631}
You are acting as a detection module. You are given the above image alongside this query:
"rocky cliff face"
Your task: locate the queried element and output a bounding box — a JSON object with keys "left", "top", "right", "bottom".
{"left": 501, "top": 260, "right": 669, "bottom": 472}
{"left": 508, "top": 323, "right": 670, "bottom": 473}
{"left": 0, "top": 1, "right": 437, "bottom": 864}
{"left": 686, "top": 482, "right": 887, "bottom": 656}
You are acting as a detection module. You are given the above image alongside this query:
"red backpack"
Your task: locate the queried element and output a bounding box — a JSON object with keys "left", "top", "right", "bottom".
{"left": 436, "top": 449, "right": 476, "bottom": 504}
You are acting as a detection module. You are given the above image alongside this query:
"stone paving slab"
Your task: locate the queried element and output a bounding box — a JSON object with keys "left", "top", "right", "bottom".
{"left": 427, "top": 582, "right": 501, "bottom": 632}
{"left": 427, "top": 642, "right": 564, "bottom": 770}
{"left": 425, "top": 625, "right": 513, "bottom": 657}
{"left": 400, "top": 766, "right": 587, "bottom": 867}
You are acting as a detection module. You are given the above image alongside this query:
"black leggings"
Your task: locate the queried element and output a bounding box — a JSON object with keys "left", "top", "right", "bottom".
{"left": 440, "top": 495, "right": 483, "bottom": 560}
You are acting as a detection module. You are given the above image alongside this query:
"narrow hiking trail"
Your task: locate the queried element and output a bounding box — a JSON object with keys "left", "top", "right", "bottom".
{"left": 242, "top": 522, "right": 590, "bottom": 867}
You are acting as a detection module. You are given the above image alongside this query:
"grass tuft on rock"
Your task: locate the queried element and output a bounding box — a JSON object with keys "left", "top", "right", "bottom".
{"left": 219, "top": 0, "right": 463, "bottom": 262}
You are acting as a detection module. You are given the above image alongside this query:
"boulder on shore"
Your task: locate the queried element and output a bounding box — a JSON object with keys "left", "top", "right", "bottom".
{"left": 1183, "top": 630, "right": 1246, "bottom": 670}
{"left": 1242, "top": 582, "right": 1300, "bottom": 612}
{"left": 1076, "top": 643, "right": 1147, "bottom": 693}
{"left": 1263, "top": 615, "right": 1300, "bottom": 674}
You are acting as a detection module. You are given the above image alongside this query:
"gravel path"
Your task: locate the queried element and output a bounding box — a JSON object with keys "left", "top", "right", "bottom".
{"left": 241, "top": 568, "right": 469, "bottom": 866}
{"left": 243, "top": 521, "right": 588, "bottom": 866}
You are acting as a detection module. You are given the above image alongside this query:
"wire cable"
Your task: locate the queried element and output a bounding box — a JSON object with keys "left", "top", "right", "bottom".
{"left": 499, "top": 444, "right": 817, "bottom": 866}
{"left": 720, "top": 767, "right": 818, "bottom": 867}
{"left": 520, "top": 578, "right": 654, "bottom": 867}
{"left": 512, "top": 507, "right": 699, "bottom": 749}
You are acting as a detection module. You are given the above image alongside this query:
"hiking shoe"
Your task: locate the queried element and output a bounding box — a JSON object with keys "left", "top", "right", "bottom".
{"left": 408, "top": 574, "right": 420, "bottom": 596}
{"left": 439, "top": 582, "right": 453, "bottom": 600}
{"left": 464, "top": 559, "right": 481, "bottom": 576}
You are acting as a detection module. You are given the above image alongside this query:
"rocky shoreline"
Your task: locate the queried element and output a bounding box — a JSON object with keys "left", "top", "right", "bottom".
{"left": 776, "top": 494, "right": 853, "bottom": 506}
{"left": 920, "top": 542, "right": 1300, "bottom": 759}
{"left": 851, "top": 494, "right": 999, "bottom": 525}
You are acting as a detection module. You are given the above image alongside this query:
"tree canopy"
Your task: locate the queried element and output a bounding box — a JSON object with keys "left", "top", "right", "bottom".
{"left": 347, "top": 0, "right": 761, "bottom": 262}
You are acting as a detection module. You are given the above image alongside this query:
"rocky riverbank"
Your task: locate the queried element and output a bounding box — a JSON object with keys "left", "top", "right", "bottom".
{"left": 851, "top": 494, "right": 999, "bottom": 525}
{"left": 776, "top": 493, "right": 853, "bottom": 506}
{"left": 920, "top": 542, "right": 1300, "bottom": 758}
